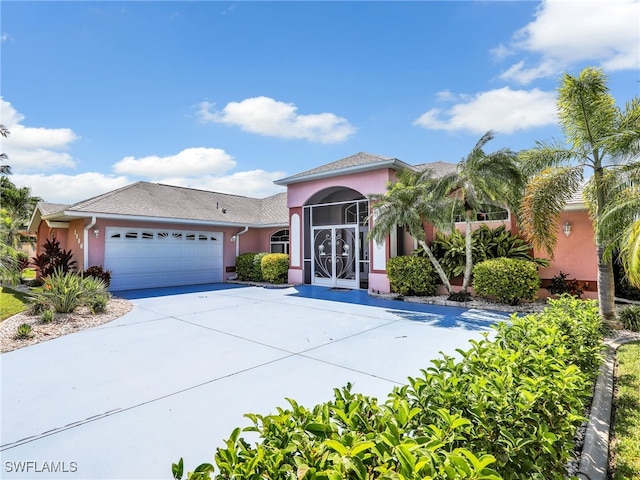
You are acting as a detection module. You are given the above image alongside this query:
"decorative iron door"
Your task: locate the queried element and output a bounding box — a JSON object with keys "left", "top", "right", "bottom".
{"left": 312, "top": 226, "right": 358, "bottom": 288}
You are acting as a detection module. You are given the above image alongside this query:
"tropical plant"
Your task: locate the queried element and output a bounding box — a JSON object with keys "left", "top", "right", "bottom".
{"left": 368, "top": 168, "right": 455, "bottom": 294}
{"left": 546, "top": 271, "right": 584, "bottom": 298}
{"left": 0, "top": 124, "right": 10, "bottom": 175}
{"left": 428, "top": 225, "right": 545, "bottom": 278}
{"left": 83, "top": 265, "right": 112, "bottom": 287}
{"left": 519, "top": 67, "right": 640, "bottom": 321}
{"left": 15, "top": 323, "right": 32, "bottom": 339}
{"left": 432, "top": 131, "right": 525, "bottom": 293}
{"left": 30, "top": 269, "right": 109, "bottom": 314}
{"left": 618, "top": 305, "right": 640, "bottom": 332}
{"left": 32, "top": 237, "right": 77, "bottom": 278}
{"left": 41, "top": 309, "right": 54, "bottom": 324}
{"left": 597, "top": 168, "right": 640, "bottom": 289}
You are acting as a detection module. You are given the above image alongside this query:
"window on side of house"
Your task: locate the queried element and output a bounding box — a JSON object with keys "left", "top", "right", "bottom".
{"left": 270, "top": 229, "right": 289, "bottom": 254}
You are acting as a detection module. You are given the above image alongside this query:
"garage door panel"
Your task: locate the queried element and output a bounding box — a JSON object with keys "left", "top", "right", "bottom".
{"left": 105, "top": 228, "right": 224, "bottom": 290}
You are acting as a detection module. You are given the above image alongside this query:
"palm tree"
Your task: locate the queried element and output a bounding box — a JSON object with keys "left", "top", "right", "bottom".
{"left": 1, "top": 125, "right": 11, "bottom": 175}
{"left": 368, "top": 168, "right": 455, "bottom": 294}
{"left": 432, "top": 131, "right": 525, "bottom": 293}
{"left": 597, "top": 163, "right": 640, "bottom": 288}
{"left": 519, "top": 67, "right": 640, "bottom": 321}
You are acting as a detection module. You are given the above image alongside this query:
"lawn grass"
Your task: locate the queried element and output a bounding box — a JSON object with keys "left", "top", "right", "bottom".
{"left": 611, "top": 340, "right": 640, "bottom": 480}
{"left": 0, "top": 286, "right": 31, "bottom": 321}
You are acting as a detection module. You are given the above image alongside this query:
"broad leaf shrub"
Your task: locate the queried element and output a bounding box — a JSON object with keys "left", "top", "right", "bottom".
{"left": 387, "top": 255, "right": 436, "bottom": 296}
{"left": 252, "top": 252, "right": 268, "bottom": 282}
{"left": 173, "top": 295, "right": 602, "bottom": 480}
{"left": 83, "top": 265, "right": 112, "bottom": 287}
{"left": 32, "top": 237, "right": 77, "bottom": 277}
{"left": 473, "top": 258, "right": 540, "bottom": 305}
{"left": 30, "top": 269, "right": 111, "bottom": 314}
{"left": 261, "top": 253, "right": 289, "bottom": 284}
{"left": 235, "top": 253, "right": 257, "bottom": 281}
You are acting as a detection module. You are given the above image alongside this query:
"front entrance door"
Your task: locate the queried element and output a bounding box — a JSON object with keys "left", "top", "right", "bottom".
{"left": 312, "top": 226, "right": 358, "bottom": 288}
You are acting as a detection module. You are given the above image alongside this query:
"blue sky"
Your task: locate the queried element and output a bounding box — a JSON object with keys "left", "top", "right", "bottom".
{"left": 2, "top": 0, "right": 639, "bottom": 204}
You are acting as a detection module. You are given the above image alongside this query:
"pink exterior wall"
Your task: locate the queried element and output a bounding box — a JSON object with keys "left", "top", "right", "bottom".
{"left": 286, "top": 169, "right": 394, "bottom": 208}
{"left": 34, "top": 218, "right": 276, "bottom": 281}
{"left": 535, "top": 210, "right": 598, "bottom": 298}
{"left": 285, "top": 168, "right": 395, "bottom": 288}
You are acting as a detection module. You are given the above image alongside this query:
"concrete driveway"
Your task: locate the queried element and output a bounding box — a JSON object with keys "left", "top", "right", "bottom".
{"left": 1, "top": 284, "right": 507, "bottom": 479}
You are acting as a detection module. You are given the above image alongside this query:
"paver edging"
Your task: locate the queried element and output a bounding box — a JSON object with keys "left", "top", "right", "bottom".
{"left": 577, "top": 333, "right": 640, "bottom": 480}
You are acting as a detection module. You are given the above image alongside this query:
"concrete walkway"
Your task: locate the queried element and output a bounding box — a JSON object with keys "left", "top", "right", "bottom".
{"left": 1, "top": 284, "right": 506, "bottom": 479}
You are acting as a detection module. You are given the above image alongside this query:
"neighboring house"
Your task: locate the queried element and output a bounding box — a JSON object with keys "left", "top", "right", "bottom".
{"left": 27, "top": 152, "right": 598, "bottom": 296}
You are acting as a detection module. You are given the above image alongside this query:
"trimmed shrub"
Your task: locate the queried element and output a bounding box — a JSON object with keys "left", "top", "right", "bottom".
{"left": 473, "top": 258, "right": 540, "bottom": 305}
{"left": 261, "top": 253, "right": 289, "bottom": 284}
{"left": 252, "top": 252, "right": 268, "bottom": 282}
{"left": 235, "top": 252, "right": 257, "bottom": 281}
{"left": 619, "top": 305, "right": 640, "bottom": 332}
{"left": 386, "top": 255, "right": 436, "bottom": 296}
{"left": 84, "top": 265, "right": 112, "bottom": 287}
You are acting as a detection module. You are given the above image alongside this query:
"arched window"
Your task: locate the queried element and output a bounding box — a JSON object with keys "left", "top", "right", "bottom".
{"left": 270, "top": 229, "right": 289, "bottom": 254}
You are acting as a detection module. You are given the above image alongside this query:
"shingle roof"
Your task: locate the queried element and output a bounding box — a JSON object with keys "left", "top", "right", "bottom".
{"left": 275, "top": 152, "right": 415, "bottom": 185}
{"left": 38, "top": 182, "right": 289, "bottom": 227}
{"left": 413, "top": 161, "right": 457, "bottom": 178}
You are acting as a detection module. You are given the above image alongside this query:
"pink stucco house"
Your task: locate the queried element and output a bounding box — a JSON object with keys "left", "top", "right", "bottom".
{"left": 27, "top": 152, "right": 598, "bottom": 296}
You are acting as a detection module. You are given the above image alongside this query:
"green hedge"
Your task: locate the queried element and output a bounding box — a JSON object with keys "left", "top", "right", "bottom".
{"left": 235, "top": 253, "right": 258, "bottom": 281}
{"left": 473, "top": 258, "right": 540, "bottom": 305}
{"left": 173, "top": 295, "right": 602, "bottom": 480}
{"left": 386, "top": 255, "right": 436, "bottom": 296}
{"left": 252, "top": 252, "right": 268, "bottom": 282}
{"left": 261, "top": 253, "right": 289, "bottom": 284}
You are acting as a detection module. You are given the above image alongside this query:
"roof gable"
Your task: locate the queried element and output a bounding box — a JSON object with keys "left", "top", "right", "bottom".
{"left": 275, "top": 152, "right": 414, "bottom": 185}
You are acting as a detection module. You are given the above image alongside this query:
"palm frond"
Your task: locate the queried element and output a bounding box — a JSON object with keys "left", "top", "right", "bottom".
{"left": 621, "top": 219, "right": 640, "bottom": 288}
{"left": 520, "top": 166, "right": 583, "bottom": 256}
{"left": 518, "top": 141, "right": 578, "bottom": 176}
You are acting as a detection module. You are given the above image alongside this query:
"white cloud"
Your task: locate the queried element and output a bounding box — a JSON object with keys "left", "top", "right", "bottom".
{"left": 12, "top": 172, "right": 130, "bottom": 205}
{"left": 413, "top": 87, "right": 557, "bottom": 134}
{"left": 198, "top": 96, "right": 356, "bottom": 143}
{"left": 1, "top": 98, "right": 78, "bottom": 171}
{"left": 113, "top": 147, "right": 236, "bottom": 177}
{"left": 159, "top": 170, "right": 287, "bottom": 199}
{"left": 498, "top": 0, "right": 639, "bottom": 84}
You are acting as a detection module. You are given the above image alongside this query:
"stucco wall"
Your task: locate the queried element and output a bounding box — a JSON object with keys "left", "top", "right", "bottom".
{"left": 286, "top": 169, "right": 394, "bottom": 208}
{"left": 34, "top": 218, "right": 276, "bottom": 281}
{"left": 535, "top": 210, "right": 598, "bottom": 297}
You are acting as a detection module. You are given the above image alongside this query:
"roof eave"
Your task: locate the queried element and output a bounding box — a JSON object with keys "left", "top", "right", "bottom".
{"left": 36, "top": 211, "right": 277, "bottom": 229}
{"left": 274, "top": 159, "right": 416, "bottom": 186}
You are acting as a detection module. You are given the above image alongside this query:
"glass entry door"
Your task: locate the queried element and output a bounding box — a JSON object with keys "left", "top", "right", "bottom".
{"left": 312, "top": 226, "right": 358, "bottom": 288}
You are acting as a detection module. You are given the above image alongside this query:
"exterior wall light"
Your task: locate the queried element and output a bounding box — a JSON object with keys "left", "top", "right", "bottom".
{"left": 563, "top": 222, "right": 572, "bottom": 236}
{"left": 92, "top": 229, "right": 100, "bottom": 238}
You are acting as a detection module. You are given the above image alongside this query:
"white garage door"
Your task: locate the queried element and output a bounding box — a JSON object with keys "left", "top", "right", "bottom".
{"left": 105, "top": 227, "right": 224, "bottom": 291}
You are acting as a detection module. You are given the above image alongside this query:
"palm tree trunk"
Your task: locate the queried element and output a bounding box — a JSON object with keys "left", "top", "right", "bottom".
{"left": 597, "top": 245, "right": 617, "bottom": 322}
{"left": 594, "top": 165, "right": 617, "bottom": 322}
{"left": 418, "top": 239, "right": 454, "bottom": 294}
{"left": 461, "top": 212, "right": 473, "bottom": 291}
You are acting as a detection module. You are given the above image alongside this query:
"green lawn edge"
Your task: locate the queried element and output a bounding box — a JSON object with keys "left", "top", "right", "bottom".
{"left": 611, "top": 340, "right": 640, "bottom": 480}
{"left": 0, "top": 286, "right": 31, "bottom": 321}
